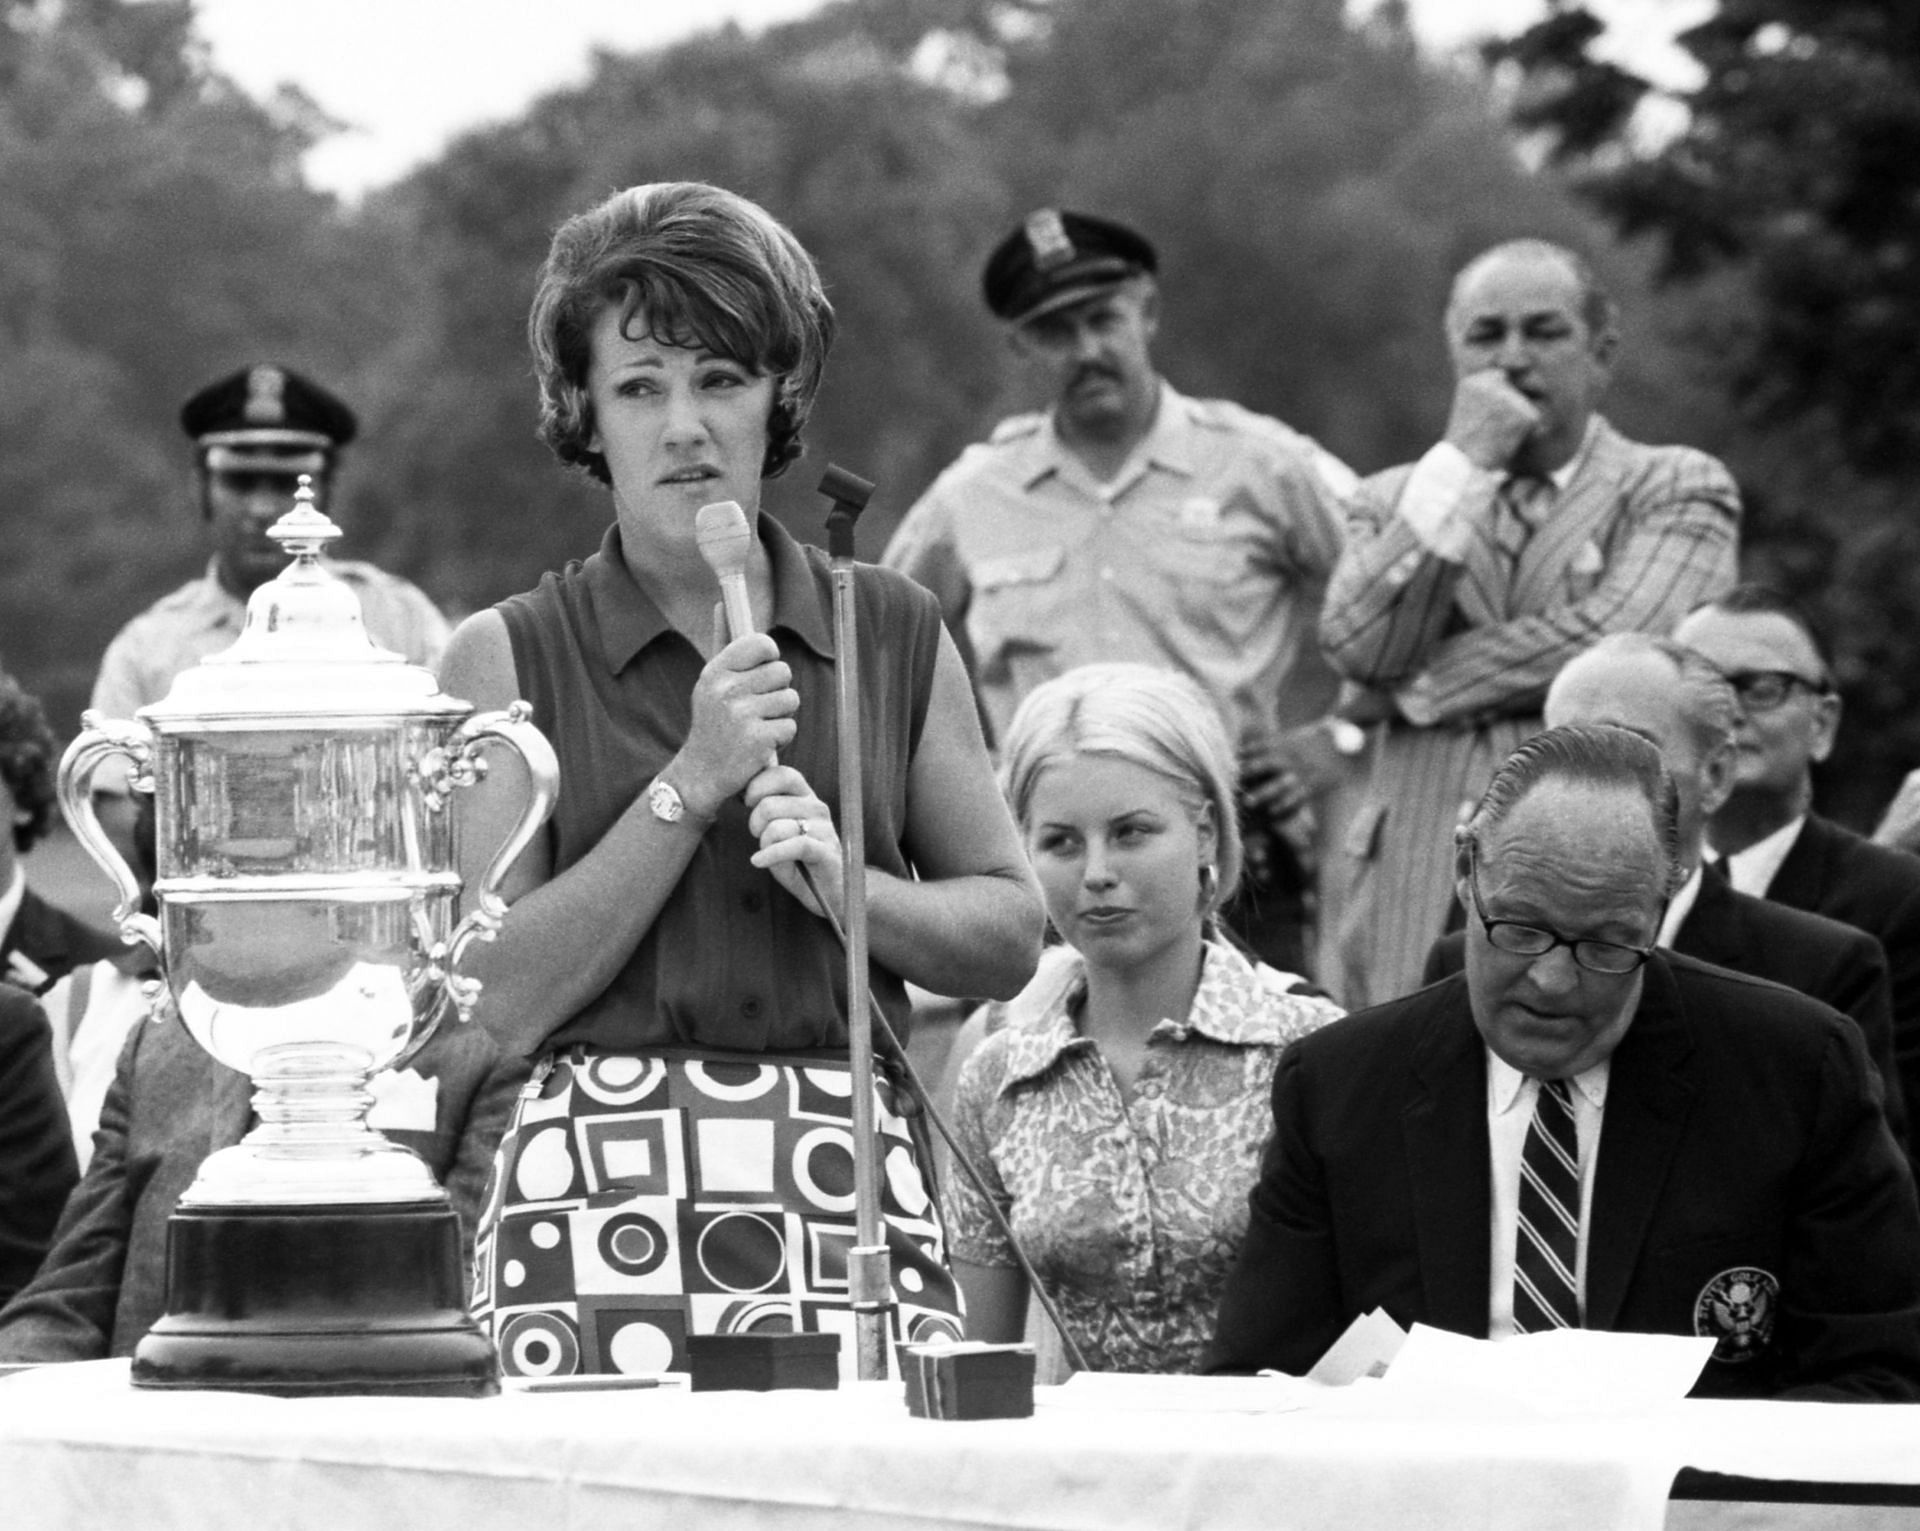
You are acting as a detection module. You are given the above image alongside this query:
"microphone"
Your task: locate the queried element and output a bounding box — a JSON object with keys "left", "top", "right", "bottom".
{"left": 694, "top": 499, "right": 756, "bottom": 641}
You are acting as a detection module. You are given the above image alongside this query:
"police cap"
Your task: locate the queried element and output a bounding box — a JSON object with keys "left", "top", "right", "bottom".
{"left": 181, "top": 364, "right": 358, "bottom": 475}
{"left": 982, "top": 209, "right": 1158, "bottom": 326}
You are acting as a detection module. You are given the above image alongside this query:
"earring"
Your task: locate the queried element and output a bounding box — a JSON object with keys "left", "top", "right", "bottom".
{"left": 1198, "top": 863, "right": 1218, "bottom": 910}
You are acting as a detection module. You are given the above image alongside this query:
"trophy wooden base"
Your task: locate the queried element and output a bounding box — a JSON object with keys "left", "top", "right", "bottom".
{"left": 130, "top": 1200, "right": 500, "bottom": 1397}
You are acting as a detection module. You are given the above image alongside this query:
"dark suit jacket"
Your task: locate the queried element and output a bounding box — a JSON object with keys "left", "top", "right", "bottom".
{"left": 1, "top": 888, "right": 121, "bottom": 995}
{"left": 0, "top": 985, "right": 77, "bottom": 1305}
{"left": 1205, "top": 953, "right": 1920, "bottom": 1399}
{"left": 1422, "top": 863, "right": 1907, "bottom": 1148}
{"left": 1764, "top": 813, "right": 1920, "bottom": 1178}
{"left": 0, "top": 1012, "right": 526, "bottom": 1361}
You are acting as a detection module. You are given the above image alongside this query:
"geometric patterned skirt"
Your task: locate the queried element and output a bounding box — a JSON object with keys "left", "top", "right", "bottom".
{"left": 471, "top": 1045, "right": 965, "bottom": 1380}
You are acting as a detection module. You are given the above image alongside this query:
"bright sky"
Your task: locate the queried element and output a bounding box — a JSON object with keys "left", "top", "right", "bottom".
{"left": 192, "top": 0, "right": 1707, "bottom": 197}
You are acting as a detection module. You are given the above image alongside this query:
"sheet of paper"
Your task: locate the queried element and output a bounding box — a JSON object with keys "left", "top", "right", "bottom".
{"left": 1308, "top": 1306, "right": 1409, "bottom": 1386}
{"left": 1373, "top": 1324, "right": 1714, "bottom": 1416}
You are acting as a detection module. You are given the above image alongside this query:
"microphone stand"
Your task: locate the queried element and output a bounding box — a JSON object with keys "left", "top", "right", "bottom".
{"left": 816, "top": 464, "right": 891, "bottom": 1383}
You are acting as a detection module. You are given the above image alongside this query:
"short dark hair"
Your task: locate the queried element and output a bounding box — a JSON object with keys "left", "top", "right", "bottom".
{"left": 0, "top": 674, "right": 60, "bottom": 854}
{"left": 1459, "top": 723, "right": 1681, "bottom": 894}
{"left": 1688, "top": 583, "right": 1833, "bottom": 679}
{"left": 527, "top": 181, "right": 835, "bottom": 485}
{"left": 1448, "top": 239, "right": 1618, "bottom": 341}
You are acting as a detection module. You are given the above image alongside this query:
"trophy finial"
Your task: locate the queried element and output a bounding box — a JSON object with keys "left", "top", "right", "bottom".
{"left": 266, "top": 473, "right": 344, "bottom": 562}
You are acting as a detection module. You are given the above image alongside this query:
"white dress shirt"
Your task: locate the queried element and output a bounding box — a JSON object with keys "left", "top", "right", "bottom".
{"left": 1486, "top": 1050, "right": 1609, "bottom": 1339}
{"left": 1657, "top": 865, "right": 1703, "bottom": 948}
{"left": 1722, "top": 815, "right": 1807, "bottom": 899}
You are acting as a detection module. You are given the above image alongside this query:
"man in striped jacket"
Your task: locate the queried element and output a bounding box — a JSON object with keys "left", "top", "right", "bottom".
{"left": 1319, "top": 240, "right": 1740, "bottom": 1008}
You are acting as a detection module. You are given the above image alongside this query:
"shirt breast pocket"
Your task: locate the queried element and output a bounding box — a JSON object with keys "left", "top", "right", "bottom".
{"left": 970, "top": 546, "right": 1069, "bottom": 677}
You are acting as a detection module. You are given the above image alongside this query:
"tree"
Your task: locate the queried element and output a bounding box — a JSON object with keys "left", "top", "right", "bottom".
{"left": 1488, "top": 1, "right": 1920, "bottom": 820}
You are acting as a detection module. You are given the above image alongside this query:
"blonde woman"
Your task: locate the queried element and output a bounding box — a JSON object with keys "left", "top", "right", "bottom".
{"left": 945, "top": 663, "right": 1342, "bottom": 1373}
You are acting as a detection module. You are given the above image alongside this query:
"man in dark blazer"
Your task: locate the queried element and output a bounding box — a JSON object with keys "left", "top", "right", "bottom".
{"left": 0, "top": 984, "right": 77, "bottom": 1305}
{"left": 1207, "top": 725, "right": 1920, "bottom": 1399}
{"left": 0, "top": 1009, "right": 524, "bottom": 1360}
{"left": 1423, "top": 632, "right": 1906, "bottom": 1148}
{"left": 0, "top": 670, "right": 118, "bottom": 996}
{"left": 1677, "top": 586, "right": 1920, "bottom": 1178}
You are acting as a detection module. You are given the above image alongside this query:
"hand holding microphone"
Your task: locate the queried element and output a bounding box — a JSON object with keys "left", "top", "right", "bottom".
{"left": 692, "top": 500, "right": 842, "bottom": 921}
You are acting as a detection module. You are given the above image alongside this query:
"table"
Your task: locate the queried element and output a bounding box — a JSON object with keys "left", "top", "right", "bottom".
{"left": 3, "top": 1362, "right": 1918, "bottom": 1531}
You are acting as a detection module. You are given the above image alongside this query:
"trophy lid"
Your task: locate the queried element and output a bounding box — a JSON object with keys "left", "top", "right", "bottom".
{"left": 142, "top": 480, "right": 465, "bottom": 724}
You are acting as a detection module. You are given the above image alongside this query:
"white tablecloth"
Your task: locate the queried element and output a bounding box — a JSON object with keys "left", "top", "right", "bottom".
{"left": 3, "top": 1362, "right": 1917, "bottom": 1531}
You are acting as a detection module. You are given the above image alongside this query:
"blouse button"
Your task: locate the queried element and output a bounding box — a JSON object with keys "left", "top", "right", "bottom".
{"left": 741, "top": 890, "right": 763, "bottom": 914}
{"left": 741, "top": 997, "right": 762, "bottom": 1019}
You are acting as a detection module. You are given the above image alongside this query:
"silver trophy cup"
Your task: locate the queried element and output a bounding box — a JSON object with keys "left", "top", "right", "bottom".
{"left": 59, "top": 486, "right": 557, "bottom": 1394}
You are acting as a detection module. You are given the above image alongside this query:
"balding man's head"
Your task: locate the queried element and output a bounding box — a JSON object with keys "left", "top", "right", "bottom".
{"left": 1544, "top": 634, "right": 1735, "bottom": 866}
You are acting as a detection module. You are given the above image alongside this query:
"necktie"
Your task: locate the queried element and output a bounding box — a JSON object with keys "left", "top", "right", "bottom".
{"left": 1512, "top": 1077, "right": 1582, "bottom": 1333}
{"left": 1493, "top": 475, "right": 1551, "bottom": 578}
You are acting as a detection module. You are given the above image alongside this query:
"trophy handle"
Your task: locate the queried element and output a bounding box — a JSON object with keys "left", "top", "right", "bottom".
{"left": 426, "top": 700, "right": 559, "bottom": 1026}
{"left": 57, "top": 711, "right": 163, "bottom": 969}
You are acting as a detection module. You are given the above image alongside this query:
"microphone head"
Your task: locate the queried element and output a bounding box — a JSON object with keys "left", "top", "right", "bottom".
{"left": 694, "top": 500, "right": 754, "bottom": 578}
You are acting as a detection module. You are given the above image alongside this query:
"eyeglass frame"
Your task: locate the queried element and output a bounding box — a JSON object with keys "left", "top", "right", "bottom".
{"left": 1719, "top": 668, "right": 1833, "bottom": 713}
{"left": 1464, "top": 838, "right": 1664, "bottom": 976}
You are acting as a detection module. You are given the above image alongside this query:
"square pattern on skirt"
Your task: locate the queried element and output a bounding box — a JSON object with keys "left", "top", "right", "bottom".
{"left": 472, "top": 1048, "right": 965, "bottom": 1379}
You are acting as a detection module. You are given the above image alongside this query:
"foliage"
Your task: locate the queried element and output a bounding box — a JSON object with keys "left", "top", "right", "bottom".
{"left": 1486, "top": 0, "right": 1920, "bottom": 819}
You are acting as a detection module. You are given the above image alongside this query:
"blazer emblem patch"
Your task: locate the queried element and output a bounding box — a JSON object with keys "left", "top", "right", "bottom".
{"left": 1693, "top": 1265, "right": 1777, "bottom": 1363}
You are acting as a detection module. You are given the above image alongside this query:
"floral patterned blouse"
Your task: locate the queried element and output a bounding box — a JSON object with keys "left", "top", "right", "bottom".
{"left": 945, "top": 939, "right": 1344, "bottom": 1374}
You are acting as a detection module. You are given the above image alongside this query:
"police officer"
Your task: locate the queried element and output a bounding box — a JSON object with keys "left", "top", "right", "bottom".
{"left": 88, "top": 365, "right": 451, "bottom": 860}
{"left": 884, "top": 211, "right": 1359, "bottom": 975}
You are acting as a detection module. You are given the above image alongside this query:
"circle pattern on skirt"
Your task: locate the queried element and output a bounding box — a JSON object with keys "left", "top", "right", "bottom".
{"left": 695, "top": 1210, "right": 787, "bottom": 1293}
{"left": 499, "top": 1310, "right": 580, "bottom": 1377}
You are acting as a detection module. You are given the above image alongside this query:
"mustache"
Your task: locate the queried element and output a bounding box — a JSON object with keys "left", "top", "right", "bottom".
{"left": 1068, "top": 361, "right": 1122, "bottom": 390}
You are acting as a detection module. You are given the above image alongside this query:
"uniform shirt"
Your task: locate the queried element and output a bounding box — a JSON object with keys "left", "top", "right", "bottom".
{"left": 883, "top": 382, "right": 1355, "bottom": 749}
{"left": 92, "top": 557, "right": 450, "bottom": 720}
{"left": 946, "top": 940, "right": 1344, "bottom": 1374}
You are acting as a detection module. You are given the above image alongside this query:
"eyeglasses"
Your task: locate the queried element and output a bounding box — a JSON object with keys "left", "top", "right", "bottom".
{"left": 1721, "top": 669, "right": 1831, "bottom": 713}
{"left": 1466, "top": 842, "right": 1659, "bottom": 975}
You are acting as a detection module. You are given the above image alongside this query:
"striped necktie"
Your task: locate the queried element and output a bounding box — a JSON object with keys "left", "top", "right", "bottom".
{"left": 1512, "top": 1077, "right": 1582, "bottom": 1333}
{"left": 1493, "top": 474, "right": 1552, "bottom": 577}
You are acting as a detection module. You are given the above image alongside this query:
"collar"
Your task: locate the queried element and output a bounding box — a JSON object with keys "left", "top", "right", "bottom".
{"left": 1487, "top": 1046, "right": 1610, "bottom": 1116}
{"left": 995, "top": 938, "right": 1283, "bottom": 1094}
{"left": 0, "top": 864, "right": 22, "bottom": 946}
{"left": 1657, "top": 864, "right": 1703, "bottom": 947}
{"left": 1024, "top": 379, "right": 1194, "bottom": 494}
{"left": 583, "top": 513, "right": 836, "bottom": 674}
{"left": 1540, "top": 414, "right": 1599, "bottom": 494}
{"left": 1720, "top": 814, "right": 1807, "bottom": 898}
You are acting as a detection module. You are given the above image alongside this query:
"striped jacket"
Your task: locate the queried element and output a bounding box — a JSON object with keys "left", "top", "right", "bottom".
{"left": 1319, "top": 417, "right": 1740, "bottom": 1008}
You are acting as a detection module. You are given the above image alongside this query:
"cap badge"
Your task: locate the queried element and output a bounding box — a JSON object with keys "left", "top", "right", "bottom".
{"left": 1692, "top": 1266, "right": 1777, "bottom": 1364}
{"left": 1024, "top": 209, "right": 1075, "bottom": 272}
{"left": 244, "top": 365, "right": 288, "bottom": 426}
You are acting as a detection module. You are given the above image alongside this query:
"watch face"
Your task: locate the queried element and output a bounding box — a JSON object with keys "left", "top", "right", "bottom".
{"left": 649, "top": 780, "right": 682, "bottom": 822}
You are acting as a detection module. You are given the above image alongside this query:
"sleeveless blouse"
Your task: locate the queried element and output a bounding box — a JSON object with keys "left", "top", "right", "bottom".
{"left": 497, "top": 514, "right": 942, "bottom": 1056}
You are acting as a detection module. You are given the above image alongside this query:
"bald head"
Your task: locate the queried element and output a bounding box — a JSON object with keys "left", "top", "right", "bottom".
{"left": 1544, "top": 634, "right": 1736, "bottom": 869}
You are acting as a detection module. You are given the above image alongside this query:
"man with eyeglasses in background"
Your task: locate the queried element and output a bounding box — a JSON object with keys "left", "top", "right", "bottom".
{"left": 1207, "top": 724, "right": 1920, "bottom": 1398}
{"left": 1675, "top": 584, "right": 1920, "bottom": 1175}
{"left": 1420, "top": 632, "right": 1906, "bottom": 1155}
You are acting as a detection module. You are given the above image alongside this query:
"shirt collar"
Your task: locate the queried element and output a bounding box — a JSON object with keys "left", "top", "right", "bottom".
{"left": 1023, "top": 378, "right": 1192, "bottom": 493}
{"left": 0, "top": 864, "right": 23, "bottom": 947}
{"left": 1720, "top": 814, "right": 1807, "bottom": 898}
{"left": 995, "top": 938, "right": 1278, "bottom": 1094}
{"left": 1487, "top": 1046, "right": 1610, "bottom": 1116}
{"left": 1657, "top": 864, "right": 1703, "bottom": 947}
{"left": 583, "top": 512, "right": 835, "bottom": 674}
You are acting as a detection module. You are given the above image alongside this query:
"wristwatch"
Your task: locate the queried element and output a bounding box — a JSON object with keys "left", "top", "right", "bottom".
{"left": 646, "top": 775, "right": 704, "bottom": 826}
{"left": 1324, "top": 718, "right": 1368, "bottom": 757}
